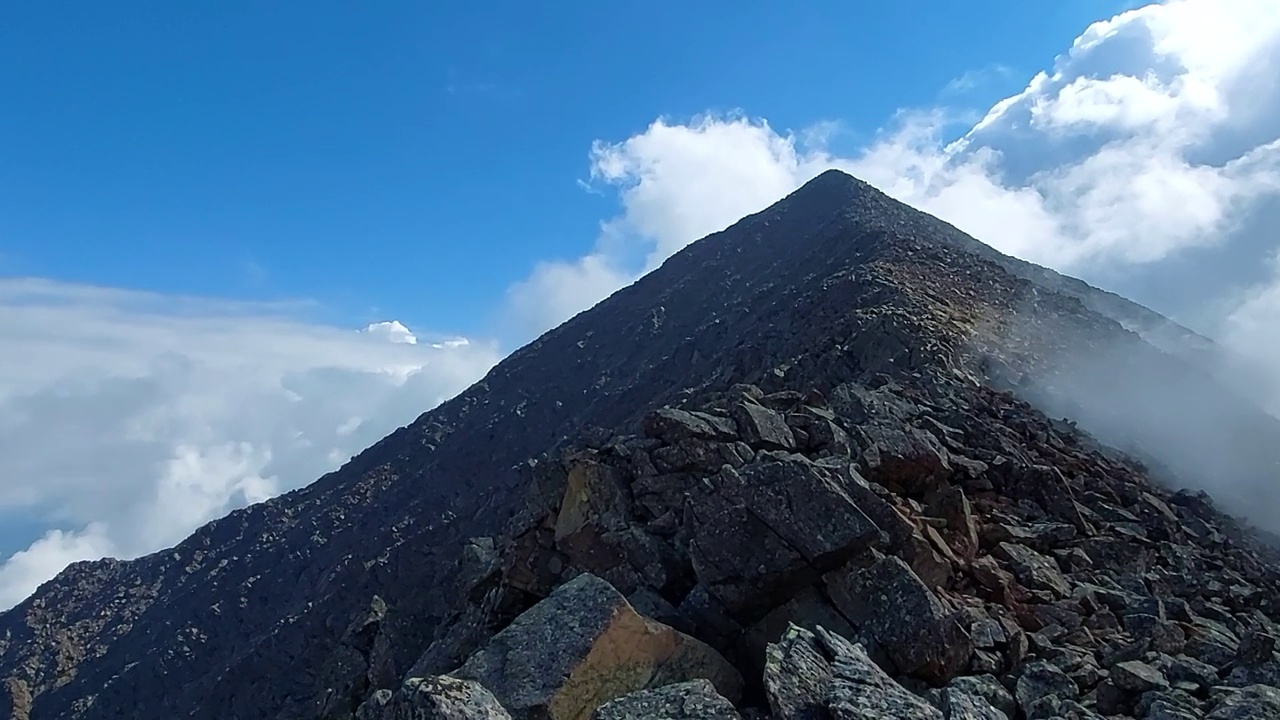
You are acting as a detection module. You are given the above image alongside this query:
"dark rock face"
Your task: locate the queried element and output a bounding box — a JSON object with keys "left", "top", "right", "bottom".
{"left": 3, "top": 169, "right": 1280, "bottom": 720}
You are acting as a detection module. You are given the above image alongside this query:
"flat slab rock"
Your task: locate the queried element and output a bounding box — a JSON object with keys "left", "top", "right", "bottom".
{"left": 591, "top": 679, "right": 741, "bottom": 720}
{"left": 451, "top": 573, "right": 743, "bottom": 720}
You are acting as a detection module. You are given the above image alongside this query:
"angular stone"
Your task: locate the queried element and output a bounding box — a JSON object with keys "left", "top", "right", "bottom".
{"left": 995, "top": 543, "right": 1072, "bottom": 598}
{"left": 1162, "top": 655, "right": 1219, "bottom": 690}
{"left": 941, "top": 685, "right": 1008, "bottom": 720}
{"left": 592, "top": 679, "right": 741, "bottom": 720}
{"left": 786, "top": 413, "right": 852, "bottom": 456}
{"left": 554, "top": 463, "right": 633, "bottom": 544}
{"left": 643, "top": 408, "right": 738, "bottom": 444}
{"left": 926, "top": 484, "right": 980, "bottom": 558}
{"left": 1206, "top": 685, "right": 1280, "bottom": 719}
{"left": 1236, "top": 630, "right": 1276, "bottom": 666}
{"left": 730, "top": 403, "right": 795, "bottom": 450}
{"left": 824, "top": 555, "right": 971, "bottom": 683}
{"left": 763, "top": 624, "right": 943, "bottom": 720}
{"left": 452, "top": 574, "right": 742, "bottom": 720}
{"left": 1111, "top": 660, "right": 1169, "bottom": 693}
{"left": 364, "top": 676, "right": 513, "bottom": 720}
{"left": 355, "top": 689, "right": 394, "bottom": 720}
{"left": 1015, "top": 661, "right": 1079, "bottom": 715}
{"left": 1136, "top": 688, "right": 1202, "bottom": 720}
{"left": 689, "top": 459, "right": 880, "bottom": 619}
{"left": 948, "top": 675, "right": 1015, "bottom": 718}
{"left": 983, "top": 522, "right": 1077, "bottom": 553}
{"left": 856, "top": 424, "right": 950, "bottom": 495}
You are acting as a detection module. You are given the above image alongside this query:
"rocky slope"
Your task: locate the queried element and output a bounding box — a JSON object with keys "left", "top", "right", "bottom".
{"left": 2, "top": 169, "right": 1279, "bottom": 719}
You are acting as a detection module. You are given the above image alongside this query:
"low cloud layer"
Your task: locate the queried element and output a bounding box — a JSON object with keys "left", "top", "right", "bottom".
{"left": 0, "top": 279, "right": 500, "bottom": 608}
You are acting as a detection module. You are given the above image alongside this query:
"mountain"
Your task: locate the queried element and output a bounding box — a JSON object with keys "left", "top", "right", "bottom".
{"left": 3, "top": 169, "right": 1280, "bottom": 719}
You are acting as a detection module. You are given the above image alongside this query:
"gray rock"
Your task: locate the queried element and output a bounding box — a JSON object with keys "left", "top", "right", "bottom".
{"left": 1111, "top": 661, "right": 1172, "bottom": 691}
{"left": 365, "top": 676, "right": 513, "bottom": 720}
{"left": 688, "top": 458, "right": 880, "bottom": 618}
{"left": 1112, "top": 660, "right": 1170, "bottom": 693}
{"left": 995, "top": 543, "right": 1072, "bottom": 598}
{"left": 1136, "top": 688, "right": 1201, "bottom": 720}
{"left": 730, "top": 403, "right": 796, "bottom": 450}
{"left": 1206, "top": 684, "right": 1280, "bottom": 719}
{"left": 856, "top": 424, "right": 950, "bottom": 495}
{"left": 1236, "top": 630, "right": 1277, "bottom": 666}
{"left": 452, "top": 574, "right": 741, "bottom": 720}
{"left": 643, "top": 408, "right": 738, "bottom": 444}
{"left": 1015, "top": 661, "right": 1079, "bottom": 715}
{"left": 763, "top": 623, "right": 833, "bottom": 720}
{"left": 947, "top": 675, "right": 1015, "bottom": 718}
{"left": 1161, "top": 654, "right": 1219, "bottom": 690}
{"left": 764, "top": 624, "right": 943, "bottom": 720}
{"left": 592, "top": 680, "right": 741, "bottom": 720}
{"left": 940, "top": 685, "right": 1008, "bottom": 720}
{"left": 355, "top": 689, "right": 394, "bottom": 720}
{"left": 824, "top": 555, "right": 971, "bottom": 683}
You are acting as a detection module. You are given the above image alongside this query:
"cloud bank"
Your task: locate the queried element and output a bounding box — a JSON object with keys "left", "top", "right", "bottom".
{"left": 0, "top": 279, "right": 500, "bottom": 607}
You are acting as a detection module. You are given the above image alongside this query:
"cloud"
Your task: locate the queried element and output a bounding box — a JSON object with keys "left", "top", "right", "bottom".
{"left": 941, "top": 64, "right": 1015, "bottom": 97}
{"left": 362, "top": 320, "right": 419, "bottom": 345}
{"left": 0, "top": 279, "right": 500, "bottom": 608}
{"left": 1219, "top": 255, "right": 1280, "bottom": 415}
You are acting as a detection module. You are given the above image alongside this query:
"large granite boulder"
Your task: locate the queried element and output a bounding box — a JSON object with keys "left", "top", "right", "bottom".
{"left": 449, "top": 573, "right": 741, "bottom": 720}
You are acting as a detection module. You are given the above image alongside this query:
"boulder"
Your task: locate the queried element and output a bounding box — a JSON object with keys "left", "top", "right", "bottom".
{"left": 946, "top": 675, "right": 1015, "bottom": 718}
{"left": 591, "top": 680, "right": 741, "bottom": 720}
{"left": 1206, "top": 685, "right": 1280, "bottom": 719}
{"left": 451, "top": 573, "right": 741, "bottom": 720}
{"left": 939, "top": 685, "right": 1009, "bottom": 720}
{"left": 994, "top": 543, "right": 1072, "bottom": 598}
{"left": 763, "top": 623, "right": 944, "bottom": 720}
{"left": 1014, "top": 661, "right": 1079, "bottom": 716}
{"left": 730, "top": 403, "right": 796, "bottom": 450}
{"left": 1110, "top": 659, "right": 1169, "bottom": 693}
{"left": 688, "top": 458, "right": 880, "bottom": 619}
{"left": 824, "top": 555, "right": 972, "bottom": 683}
{"left": 856, "top": 424, "right": 950, "bottom": 495}
{"left": 643, "top": 408, "right": 738, "bottom": 444}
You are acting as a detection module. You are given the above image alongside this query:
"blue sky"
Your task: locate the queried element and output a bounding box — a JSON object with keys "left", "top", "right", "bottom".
{"left": 3, "top": 1, "right": 1130, "bottom": 336}
{"left": 3, "top": 0, "right": 1280, "bottom": 607}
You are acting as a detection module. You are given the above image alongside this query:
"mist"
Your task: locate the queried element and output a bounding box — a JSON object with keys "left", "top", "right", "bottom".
{"left": 997, "top": 303, "right": 1280, "bottom": 535}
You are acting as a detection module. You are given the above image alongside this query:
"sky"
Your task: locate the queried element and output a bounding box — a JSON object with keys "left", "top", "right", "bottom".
{"left": 2, "top": 0, "right": 1279, "bottom": 607}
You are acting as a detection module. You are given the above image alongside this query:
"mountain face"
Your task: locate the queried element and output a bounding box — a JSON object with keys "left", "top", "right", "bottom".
{"left": 3, "top": 169, "right": 1280, "bottom": 719}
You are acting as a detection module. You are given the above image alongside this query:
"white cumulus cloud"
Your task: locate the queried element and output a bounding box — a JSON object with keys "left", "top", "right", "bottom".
{"left": 0, "top": 279, "right": 500, "bottom": 608}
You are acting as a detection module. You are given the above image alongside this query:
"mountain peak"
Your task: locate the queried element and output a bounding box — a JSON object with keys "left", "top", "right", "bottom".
{"left": 6, "top": 172, "right": 1280, "bottom": 719}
